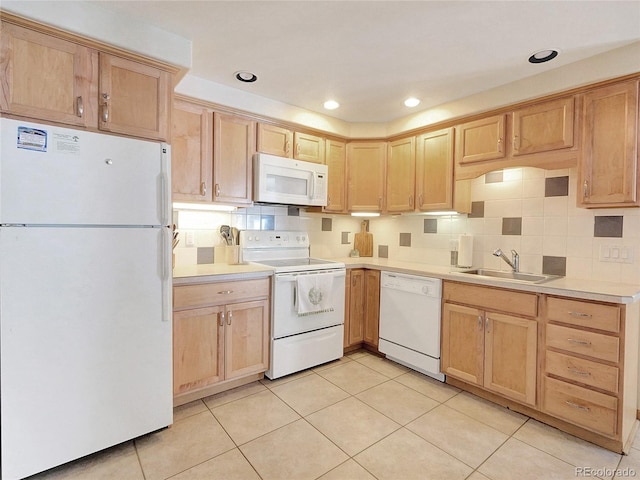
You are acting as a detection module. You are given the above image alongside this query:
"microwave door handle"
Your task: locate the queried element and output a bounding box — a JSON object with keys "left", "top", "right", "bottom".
{"left": 309, "top": 174, "right": 315, "bottom": 199}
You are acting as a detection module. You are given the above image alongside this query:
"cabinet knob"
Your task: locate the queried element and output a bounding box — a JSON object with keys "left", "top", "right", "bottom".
{"left": 497, "top": 137, "right": 502, "bottom": 153}
{"left": 219, "top": 311, "right": 225, "bottom": 326}
{"left": 583, "top": 180, "right": 589, "bottom": 199}
{"left": 215, "top": 183, "right": 221, "bottom": 197}
{"left": 201, "top": 182, "right": 207, "bottom": 196}
{"left": 227, "top": 310, "right": 233, "bottom": 325}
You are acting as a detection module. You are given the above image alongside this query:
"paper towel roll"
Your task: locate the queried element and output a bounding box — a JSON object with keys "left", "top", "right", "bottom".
{"left": 458, "top": 235, "right": 474, "bottom": 268}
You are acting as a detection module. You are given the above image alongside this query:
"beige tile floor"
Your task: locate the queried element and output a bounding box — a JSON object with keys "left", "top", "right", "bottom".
{"left": 31, "top": 350, "right": 640, "bottom": 480}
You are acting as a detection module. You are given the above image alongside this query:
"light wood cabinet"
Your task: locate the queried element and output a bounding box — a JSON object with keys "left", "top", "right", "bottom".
{"left": 171, "top": 97, "right": 256, "bottom": 206}
{"left": 512, "top": 97, "right": 574, "bottom": 156}
{"left": 325, "top": 139, "right": 347, "bottom": 213}
{"left": 347, "top": 142, "right": 386, "bottom": 212}
{"left": 386, "top": 137, "right": 415, "bottom": 213}
{"left": 455, "top": 114, "right": 506, "bottom": 165}
{"left": 415, "top": 128, "right": 454, "bottom": 211}
{"left": 542, "top": 296, "right": 629, "bottom": 439}
{"left": 213, "top": 112, "right": 256, "bottom": 205}
{"left": 98, "top": 54, "right": 171, "bottom": 141}
{"left": 344, "top": 268, "right": 380, "bottom": 351}
{"left": 172, "top": 278, "right": 270, "bottom": 405}
{"left": 442, "top": 282, "right": 538, "bottom": 406}
{"left": 257, "top": 123, "right": 325, "bottom": 163}
{"left": 345, "top": 269, "right": 365, "bottom": 348}
{"left": 0, "top": 21, "right": 98, "bottom": 128}
{"left": 171, "top": 99, "right": 212, "bottom": 202}
{"left": 0, "top": 21, "right": 173, "bottom": 141}
{"left": 578, "top": 80, "right": 639, "bottom": 207}
{"left": 363, "top": 270, "right": 381, "bottom": 348}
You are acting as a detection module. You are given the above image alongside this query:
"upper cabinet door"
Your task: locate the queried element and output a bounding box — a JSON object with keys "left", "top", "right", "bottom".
{"left": 513, "top": 97, "right": 574, "bottom": 156}
{"left": 257, "top": 123, "right": 293, "bottom": 157}
{"left": 294, "top": 131, "right": 325, "bottom": 164}
{"left": 416, "top": 128, "right": 454, "bottom": 211}
{"left": 347, "top": 142, "right": 386, "bottom": 212}
{"left": 213, "top": 112, "right": 256, "bottom": 205}
{"left": 386, "top": 137, "right": 416, "bottom": 213}
{"left": 455, "top": 114, "right": 506, "bottom": 165}
{"left": 99, "top": 53, "right": 171, "bottom": 141}
{"left": 325, "top": 139, "right": 347, "bottom": 213}
{"left": 580, "top": 80, "right": 639, "bottom": 207}
{"left": 0, "top": 22, "right": 98, "bottom": 128}
{"left": 171, "top": 99, "right": 213, "bottom": 202}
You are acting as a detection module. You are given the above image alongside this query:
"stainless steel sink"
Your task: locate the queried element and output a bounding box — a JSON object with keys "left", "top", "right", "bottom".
{"left": 458, "top": 269, "right": 559, "bottom": 284}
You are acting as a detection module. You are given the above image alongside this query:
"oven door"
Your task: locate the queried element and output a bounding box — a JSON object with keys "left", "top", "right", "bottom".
{"left": 272, "top": 269, "right": 346, "bottom": 339}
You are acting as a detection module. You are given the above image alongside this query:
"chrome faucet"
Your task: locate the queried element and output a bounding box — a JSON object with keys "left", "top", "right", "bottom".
{"left": 494, "top": 248, "right": 519, "bottom": 272}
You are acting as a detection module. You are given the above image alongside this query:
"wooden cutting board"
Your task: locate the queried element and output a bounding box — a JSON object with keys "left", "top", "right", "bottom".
{"left": 354, "top": 221, "right": 373, "bottom": 257}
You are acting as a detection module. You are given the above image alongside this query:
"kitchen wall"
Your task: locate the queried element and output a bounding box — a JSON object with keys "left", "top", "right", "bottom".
{"left": 175, "top": 166, "right": 640, "bottom": 285}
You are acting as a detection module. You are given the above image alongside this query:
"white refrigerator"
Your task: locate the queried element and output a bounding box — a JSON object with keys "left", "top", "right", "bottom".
{"left": 0, "top": 118, "right": 173, "bottom": 479}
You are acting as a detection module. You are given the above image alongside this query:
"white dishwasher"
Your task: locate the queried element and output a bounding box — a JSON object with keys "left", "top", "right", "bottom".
{"left": 378, "top": 272, "right": 444, "bottom": 381}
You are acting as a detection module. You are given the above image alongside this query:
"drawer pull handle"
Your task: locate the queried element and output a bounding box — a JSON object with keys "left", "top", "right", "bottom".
{"left": 218, "top": 290, "right": 234, "bottom": 294}
{"left": 567, "top": 338, "right": 591, "bottom": 346}
{"left": 567, "top": 367, "right": 591, "bottom": 377}
{"left": 569, "top": 311, "right": 592, "bottom": 318}
{"left": 565, "top": 401, "right": 590, "bottom": 412}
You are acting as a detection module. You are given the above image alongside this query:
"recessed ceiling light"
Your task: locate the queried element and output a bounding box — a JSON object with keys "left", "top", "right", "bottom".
{"left": 323, "top": 100, "right": 340, "bottom": 110}
{"left": 404, "top": 97, "right": 421, "bottom": 108}
{"left": 528, "top": 49, "right": 559, "bottom": 64}
{"left": 235, "top": 71, "right": 257, "bottom": 83}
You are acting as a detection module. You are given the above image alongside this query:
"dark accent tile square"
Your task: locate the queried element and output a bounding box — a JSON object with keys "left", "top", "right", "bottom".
{"left": 378, "top": 245, "right": 389, "bottom": 258}
{"left": 287, "top": 206, "right": 300, "bottom": 216}
{"left": 468, "top": 201, "right": 485, "bottom": 218}
{"left": 594, "top": 216, "right": 623, "bottom": 238}
{"left": 341, "top": 232, "right": 350, "bottom": 244}
{"left": 543, "top": 256, "right": 567, "bottom": 276}
{"left": 197, "top": 247, "right": 214, "bottom": 264}
{"left": 485, "top": 170, "right": 504, "bottom": 184}
{"left": 450, "top": 251, "right": 458, "bottom": 266}
{"left": 321, "top": 217, "right": 332, "bottom": 231}
{"left": 260, "top": 215, "right": 275, "bottom": 230}
{"left": 424, "top": 218, "right": 438, "bottom": 233}
{"left": 545, "top": 176, "right": 569, "bottom": 197}
{"left": 502, "top": 217, "right": 522, "bottom": 235}
{"left": 399, "top": 233, "right": 411, "bottom": 247}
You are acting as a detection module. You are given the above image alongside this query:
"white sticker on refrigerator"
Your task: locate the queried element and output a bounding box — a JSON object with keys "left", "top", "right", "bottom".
{"left": 53, "top": 132, "right": 80, "bottom": 155}
{"left": 17, "top": 126, "right": 47, "bottom": 152}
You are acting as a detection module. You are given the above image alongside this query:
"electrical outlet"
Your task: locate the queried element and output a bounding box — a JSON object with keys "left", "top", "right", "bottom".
{"left": 185, "top": 231, "right": 195, "bottom": 247}
{"left": 600, "top": 244, "right": 634, "bottom": 263}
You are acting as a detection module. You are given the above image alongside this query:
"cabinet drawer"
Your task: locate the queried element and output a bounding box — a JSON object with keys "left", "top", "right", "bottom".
{"left": 546, "top": 324, "right": 619, "bottom": 363}
{"left": 443, "top": 282, "right": 537, "bottom": 317}
{"left": 547, "top": 297, "right": 620, "bottom": 333}
{"left": 545, "top": 350, "right": 619, "bottom": 394}
{"left": 174, "top": 278, "right": 269, "bottom": 309}
{"left": 543, "top": 376, "right": 617, "bottom": 436}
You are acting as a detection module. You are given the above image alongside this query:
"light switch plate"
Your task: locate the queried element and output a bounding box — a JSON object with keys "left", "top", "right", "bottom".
{"left": 600, "top": 244, "right": 634, "bottom": 263}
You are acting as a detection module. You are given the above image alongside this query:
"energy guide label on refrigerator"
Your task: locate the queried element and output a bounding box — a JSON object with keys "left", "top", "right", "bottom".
{"left": 17, "top": 126, "right": 47, "bottom": 152}
{"left": 53, "top": 132, "right": 80, "bottom": 155}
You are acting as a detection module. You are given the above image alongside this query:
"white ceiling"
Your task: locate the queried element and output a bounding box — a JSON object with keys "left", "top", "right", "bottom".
{"left": 95, "top": 1, "right": 640, "bottom": 123}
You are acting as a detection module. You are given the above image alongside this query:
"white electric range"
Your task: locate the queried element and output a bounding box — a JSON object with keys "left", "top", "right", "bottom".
{"left": 240, "top": 230, "right": 346, "bottom": 379}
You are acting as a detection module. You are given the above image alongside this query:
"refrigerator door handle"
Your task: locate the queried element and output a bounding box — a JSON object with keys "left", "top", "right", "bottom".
{"left": 159, "top": 144, "right": 171, "bottom": 226}
{"left": 161, "top": 228, "right": 171, "bottom": 322}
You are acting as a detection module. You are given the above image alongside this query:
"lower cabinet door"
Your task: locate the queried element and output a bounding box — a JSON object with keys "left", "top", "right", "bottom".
{"left": 224, "top": 300, "right": 270, "bottom": 380}
{"left": 484, "top": 312, "right": 537, "bottom": 406}
{"left": 441, "top": 303, "right": 484, "bottom": 385}
{"left": 173, "top": 306, "right": 224, "bottom": 394}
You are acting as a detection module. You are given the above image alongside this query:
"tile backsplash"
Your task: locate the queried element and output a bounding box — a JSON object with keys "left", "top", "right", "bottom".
{"left": 173, "top": 167, "right": 640, "bottom": 285}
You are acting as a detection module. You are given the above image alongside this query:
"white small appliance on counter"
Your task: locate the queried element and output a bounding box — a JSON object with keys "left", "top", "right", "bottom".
{"left": 240, "top": 231, "right": 345, "bottom": 378}
{"left": 253, "top": 153, "right": 328, "bottom": 207}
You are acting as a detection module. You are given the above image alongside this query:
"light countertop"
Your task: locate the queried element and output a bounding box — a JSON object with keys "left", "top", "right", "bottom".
{"left": 173, "top": 257, "right": 640, "bottom": 304}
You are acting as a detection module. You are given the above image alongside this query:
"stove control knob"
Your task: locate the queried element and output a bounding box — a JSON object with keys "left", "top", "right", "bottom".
{"left": 255, "top": 236, "right": 260, "bottom": 241}
{"left": 301, "top": 235, "right": 306, "bottom": 242}
{"left": 296, "top": 235, "right": 300, "bottom": 242}
{"left": 248, "top": 235, "right": 253, "bottom": 241}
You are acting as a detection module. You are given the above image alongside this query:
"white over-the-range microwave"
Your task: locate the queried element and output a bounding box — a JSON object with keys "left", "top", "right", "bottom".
{"left": 253, "top": 153, "right": 328, "bottom": 207}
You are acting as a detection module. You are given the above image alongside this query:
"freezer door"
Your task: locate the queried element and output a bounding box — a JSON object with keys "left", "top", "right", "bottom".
{"left": 0, "top": 118, "right": 170, "bottom": 226}
{"left": 0, "top": 226, "right": 172, "bottom": 480}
